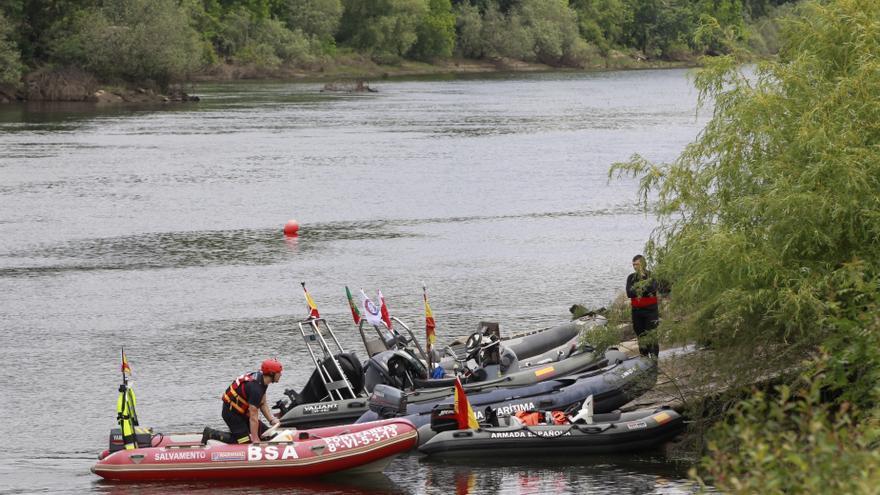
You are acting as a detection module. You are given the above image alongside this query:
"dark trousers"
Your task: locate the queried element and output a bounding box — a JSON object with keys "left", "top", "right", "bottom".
{"left": 222, "top": 404, "right": 268, "bottom": 444}
{"left": 632, "top": 308, "right": 660, "bottom": 358}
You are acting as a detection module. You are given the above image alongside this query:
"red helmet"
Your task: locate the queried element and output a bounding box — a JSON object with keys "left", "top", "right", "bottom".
{"left": 261, "top": 358, "right": 283, "bottom": 375}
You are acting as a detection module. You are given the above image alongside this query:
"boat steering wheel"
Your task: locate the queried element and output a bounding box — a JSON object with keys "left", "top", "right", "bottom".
{"left": 464, "top": 332, "right": 483, "bottom": 362}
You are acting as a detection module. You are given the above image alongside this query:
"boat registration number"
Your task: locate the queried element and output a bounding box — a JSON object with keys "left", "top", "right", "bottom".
{"left": 324, "top": 424, "right": 400, "bottom": 453}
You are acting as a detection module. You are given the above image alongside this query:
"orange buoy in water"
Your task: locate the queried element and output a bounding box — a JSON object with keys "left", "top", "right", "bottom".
{"left": 283, "top": 219, "right": 300, "bottom": 237}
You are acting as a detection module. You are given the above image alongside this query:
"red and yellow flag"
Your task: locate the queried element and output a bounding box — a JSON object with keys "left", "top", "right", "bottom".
{"left": 121, "top": 348, "right": 132, "bottom": 376}
{"left": 453, "top": 378, "right": 479, "bottom": 430}
{"left": 302, "top": 282, "right": 320, "bottom": 319}
{"left": 423, "top": 286, "right": 436, "bottom": 347}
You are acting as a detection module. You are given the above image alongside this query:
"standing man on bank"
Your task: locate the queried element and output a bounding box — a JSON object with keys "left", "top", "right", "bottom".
{"left": 221, "top": 359, "right": 283, "bottom": 443}
{"left": 626, "top": 255, "right": 661, "bottom": 358}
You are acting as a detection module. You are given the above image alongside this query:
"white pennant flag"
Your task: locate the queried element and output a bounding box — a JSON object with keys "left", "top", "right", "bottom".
{"left": 360, "top": 289, "right": 384, "bottom": 328}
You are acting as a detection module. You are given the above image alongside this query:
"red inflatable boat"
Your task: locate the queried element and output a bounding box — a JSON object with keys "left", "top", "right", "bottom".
{"left": 92, "top": 418, "right": 418, "bottom": 482}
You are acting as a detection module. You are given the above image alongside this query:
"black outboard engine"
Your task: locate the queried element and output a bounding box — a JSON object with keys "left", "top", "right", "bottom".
{"left": 429, "top": 404, "right": 460, "bottom": 433}
{"left": 277, "top": 352, "right": 364, "bottom": 414}
{"left": 369, "top": 384, "right": 407, "bottom": 418}
{"left": 108, "top": 426, "right": 154, "bottom": 453}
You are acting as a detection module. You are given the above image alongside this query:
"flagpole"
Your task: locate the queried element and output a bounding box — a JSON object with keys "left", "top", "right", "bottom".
{"left": 121, "top": 347, "right": 127, "bottom": 387}
{"left": 423, "top": 283, "right": 434, "bottom": 372}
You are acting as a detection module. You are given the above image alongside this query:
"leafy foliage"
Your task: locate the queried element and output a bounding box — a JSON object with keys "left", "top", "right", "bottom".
{"left": 696, "top": 364, "right": 880, "bottom": 493}
{"left": 339, "top": 0, "right": 428, "bottom": 60}
{"left": 409, "top": 0, "right": 456, "bottom": 60}
{"left": 611, "top": 0, "right": 880, "bottom": 490}
{"left": 0, "top": 0, "right": 798, "bottom": 88}
{"left": 276, "top": 0, "right": 343, "bottom": 43}
{"left": 48, "top": 0, "right": 204, "bottom": 88}
{"left": 0, "top": 12, "right": 22, "bottom": 86}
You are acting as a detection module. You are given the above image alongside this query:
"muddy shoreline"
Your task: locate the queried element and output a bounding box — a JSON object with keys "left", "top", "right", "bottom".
{"left": 0, "top": 55, "right": 698, "bottom": 105}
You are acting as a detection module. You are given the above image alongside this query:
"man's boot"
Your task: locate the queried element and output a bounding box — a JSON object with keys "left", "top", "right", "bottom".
{"left": 201, "top": 426, "right": 233, "bottom": 444}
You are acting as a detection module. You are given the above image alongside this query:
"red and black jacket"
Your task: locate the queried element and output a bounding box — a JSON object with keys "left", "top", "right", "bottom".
{"left": 222, "top": 371, "right": 263, "bottom": 416}
{"left": 626, "top": 272, "right": 659, "bottom": 310}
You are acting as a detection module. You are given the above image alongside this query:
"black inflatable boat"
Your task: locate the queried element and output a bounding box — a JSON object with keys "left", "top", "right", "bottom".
{"left": 418, "top": 406, "right": 684, "bottom": 456}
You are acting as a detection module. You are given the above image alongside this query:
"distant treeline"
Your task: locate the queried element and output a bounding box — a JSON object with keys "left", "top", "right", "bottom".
{"left": 0, "top": 0, "right": 794, "bottom": 88}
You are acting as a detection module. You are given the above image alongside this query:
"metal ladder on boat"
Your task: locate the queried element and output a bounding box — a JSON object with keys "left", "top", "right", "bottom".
{"left": 298, "top": 318, "right": 356, "bottom": 401}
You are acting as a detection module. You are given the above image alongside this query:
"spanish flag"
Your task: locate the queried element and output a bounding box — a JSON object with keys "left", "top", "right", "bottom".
{"left": 121, "top": 348, "right": 132, "bottom": 376}
{"left": 423, "top": 286, "right": 436, "bottom": 347}
{"left": 345, "top": 286, "right": 361, "bottom": 324}
{"left": 453, "top": 378, "right": 479, "bottom": 430}
{"left": 302, "top": 282, "right": 320, "bottom": 319}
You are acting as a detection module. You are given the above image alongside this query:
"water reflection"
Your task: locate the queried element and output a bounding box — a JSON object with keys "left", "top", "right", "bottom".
{"left": 414, "top": 453, "right": 702, "bottom": 494}
{"left": 93, "top": 473, "right": 406, "bottom": 495}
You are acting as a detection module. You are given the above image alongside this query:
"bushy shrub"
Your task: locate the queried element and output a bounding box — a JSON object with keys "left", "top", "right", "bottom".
{"left": 220, "top": 7, "right": 317, "bottom": 68}
{"left": 696, "top": 365, "right": 880, "bottom": 494}
{"left": 49, "top": 0, "right": 204, "bottom": 87}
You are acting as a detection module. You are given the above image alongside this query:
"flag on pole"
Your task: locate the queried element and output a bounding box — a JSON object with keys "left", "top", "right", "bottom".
{"left": 360, "top": 289, "right": 384, "bottom": 328}
{"left": 378, "top": 290, "right": 392, "bottom": 330}
{"left": 453, "top": 377, "right": 480, "bottom": 430}
{"left": 121, "top": 348, "right": 132, "bottom": 376}
{"left": 345, "top": 286, "right": 361, "bottom": 325}
{"left": 423, "top": 286, "right": 436, "bottom": 347}
{"left": 302, "top": 282, "right": 320, "bottom": 319}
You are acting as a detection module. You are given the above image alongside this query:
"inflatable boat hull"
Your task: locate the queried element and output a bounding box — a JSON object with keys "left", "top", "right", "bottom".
{"left": 419, "top": 407, "right": 683, "bottom": 456}
{"left": 358, "top": 356, "right": 658, "bottom": 429}
{"left": 92, "top": 418, "right": 417, "bottom": 482}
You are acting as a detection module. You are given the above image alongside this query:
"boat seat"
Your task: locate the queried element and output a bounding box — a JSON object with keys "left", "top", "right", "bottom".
{"left": 364, "top": 337, "right": 387, "bottom": 357}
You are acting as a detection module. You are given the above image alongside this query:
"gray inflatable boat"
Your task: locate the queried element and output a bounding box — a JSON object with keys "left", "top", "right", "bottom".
{"left": 419, "top": 406, "right": 683, "bottom": 456}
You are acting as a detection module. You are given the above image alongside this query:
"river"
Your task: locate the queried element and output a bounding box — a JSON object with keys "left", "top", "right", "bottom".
{"left": 0, "top": 69, "right": 707, "bottom": 494}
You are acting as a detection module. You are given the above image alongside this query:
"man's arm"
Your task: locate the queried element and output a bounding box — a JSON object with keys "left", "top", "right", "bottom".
{"left": 626, "top": 273, "right": 637, "bottom": 298}
{"left": 260, "top": 394, "right": 279, "bottom": 426}
{"left": 248, "top": 405, "right": 261, "bottom": 442}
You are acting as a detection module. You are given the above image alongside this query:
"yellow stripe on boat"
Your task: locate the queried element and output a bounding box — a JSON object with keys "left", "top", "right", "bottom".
{"left": 534, "top": 366, "right": 555, "bottom": 377}
{"left": 653, "top": 412, "right": 671, "bottom": 425}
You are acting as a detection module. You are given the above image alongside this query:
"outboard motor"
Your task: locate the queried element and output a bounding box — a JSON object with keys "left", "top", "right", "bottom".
{"left": 277, "top": 352, "right": 364, "bottom": 414}
{"left": 429, "top": 404, "right": 460, "bottom": 433}
{"left": 107, "top": 426, "right": 154, "bottom": 453}
{"left": 369, "top": 384, "right": 407, "bottom": 418}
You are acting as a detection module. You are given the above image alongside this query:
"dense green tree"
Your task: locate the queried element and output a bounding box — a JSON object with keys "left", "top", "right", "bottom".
{"left": 338, "top": 0, "right": 428, "bottom": 59}
{"left": 409, "top": 0, "right": 455, "bottom": 60}
{"left": 622, "top": 0, "right": 693, "bottom": 58}
{"left": 218, "top": 5, "right": 315, "bottom": 67}
{"left": 276, "top": 0, "right": 343, "bottom": 42}
{"left": 570, "top": 0, "right": 631, "bottom": 53}
{"left": 0, "top": 11, "right": 22, "bottom": 85}
{"left": 514, "top": 0, "right": 588, "bottom": 66}
{"left": 454, "top": 1, "right": 484, "bottom": 57}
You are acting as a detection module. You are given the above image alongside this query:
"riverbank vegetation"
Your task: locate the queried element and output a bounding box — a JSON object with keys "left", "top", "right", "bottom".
{"left": 0, "top": 0, "right": 794, "bottom": 99}
{"left": 611, "top": 0, "right": 879, "bottom": 491}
